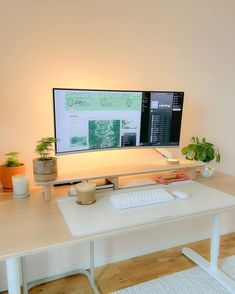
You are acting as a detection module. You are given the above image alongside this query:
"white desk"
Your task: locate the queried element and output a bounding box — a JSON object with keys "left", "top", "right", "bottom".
{"left": 57, "top": 181, "right": 235, "bottom": 238}
{"left": 56, "top": 180, "right": 235, "bottom": 293}
{"left": 2, "top": 176, "right": 235, "bottom": 294}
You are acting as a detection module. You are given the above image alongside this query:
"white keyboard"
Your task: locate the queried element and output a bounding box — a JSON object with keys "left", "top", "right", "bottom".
{"left": 110, "top": 188, "right": 174, "bottom": 210}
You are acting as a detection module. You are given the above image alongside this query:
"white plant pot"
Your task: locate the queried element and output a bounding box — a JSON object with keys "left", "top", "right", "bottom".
{"left": 200, "top": 165, "right": 215, "bottom": 177}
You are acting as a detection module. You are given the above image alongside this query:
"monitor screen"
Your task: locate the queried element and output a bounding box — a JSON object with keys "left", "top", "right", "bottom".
{"left": 53, "top": 89, "right": 184, "bottom": 154}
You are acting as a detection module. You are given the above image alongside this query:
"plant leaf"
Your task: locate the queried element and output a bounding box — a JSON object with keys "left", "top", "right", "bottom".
{"left": 181, "top": 147, "right": 189, "bottom": 155}
{"left": 197, "top": 151, "right": 206, "bottom": 161}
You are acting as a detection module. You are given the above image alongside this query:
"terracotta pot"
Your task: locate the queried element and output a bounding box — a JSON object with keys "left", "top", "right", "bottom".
{"left": 33, "top": 157, "right": 58, "bottom": 182}
{"left": 0, "top": 164, "right": 26, "bottom": 190}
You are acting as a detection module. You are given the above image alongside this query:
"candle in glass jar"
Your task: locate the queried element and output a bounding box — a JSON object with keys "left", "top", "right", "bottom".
{"left": 76, "top": 181, "right": 96, "bottom": 205}
{"left": 12, "top": 174, "right": 30, "bottom": 198}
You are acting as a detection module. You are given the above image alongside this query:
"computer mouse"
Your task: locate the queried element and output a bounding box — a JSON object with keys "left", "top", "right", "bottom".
{"left": 172, "top": 190, "right": 190, "bottom": 199}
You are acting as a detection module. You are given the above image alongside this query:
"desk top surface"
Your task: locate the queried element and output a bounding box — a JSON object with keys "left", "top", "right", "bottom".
{"left": 0, "top": 172, "right": 235, "bottom": 261}
{"left": 57, "top": 180, "right": 235, "bottom": 239}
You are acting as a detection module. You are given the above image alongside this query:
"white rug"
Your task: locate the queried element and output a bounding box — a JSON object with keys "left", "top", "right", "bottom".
{"left": 111, "top": 256, "right": 235, "bottom": 294}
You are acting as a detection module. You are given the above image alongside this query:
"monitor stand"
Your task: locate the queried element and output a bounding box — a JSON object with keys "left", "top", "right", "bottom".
{"left": 154, "top": 148, "right": 179, "bottom": 164}
{"left": 154, "top": 148, "right": 173, "bottom": 159}
{"left": 35, "top": 160, "right": 204, "bottom": 201}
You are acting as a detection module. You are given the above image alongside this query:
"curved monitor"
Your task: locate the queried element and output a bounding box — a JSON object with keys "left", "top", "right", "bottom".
{"left": 53, "top": 88, "right": 184, "bottom": 154}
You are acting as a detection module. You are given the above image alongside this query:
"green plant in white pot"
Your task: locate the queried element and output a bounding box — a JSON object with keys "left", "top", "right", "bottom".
{"left": 181, "top": 137, "right": 220, "bottom": 177}
{"left": 33, "top": 137, "right": 58, "bottom": 182}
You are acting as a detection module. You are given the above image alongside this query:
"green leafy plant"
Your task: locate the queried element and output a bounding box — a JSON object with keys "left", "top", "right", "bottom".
{"left": 181, "top": 137, "right": 220, "bottom": 163}
{"left": 35, "top": 137, "right": 57, "bottom": 160}
{"left": 3, "top": 152, "right": 21, "bottom": 167}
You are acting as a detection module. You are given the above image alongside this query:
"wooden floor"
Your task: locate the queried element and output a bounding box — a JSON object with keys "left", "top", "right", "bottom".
{"left": 4, "top": 232, "right": 235, "bottom": 294}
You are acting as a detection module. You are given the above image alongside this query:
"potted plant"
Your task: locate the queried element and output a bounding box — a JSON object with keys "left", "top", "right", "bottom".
{"left": 181, "top": 137, "right": 220, "bottom": 177}
{"left": 0, "top": 152, "right": 25, "bottom": 190}
{"left": 33, "top": 137, "right": 58, "bottom": 182}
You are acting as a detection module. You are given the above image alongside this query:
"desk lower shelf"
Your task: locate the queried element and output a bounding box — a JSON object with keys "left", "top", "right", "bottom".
{"left": 35, "top": 160, "right": 205, "bottom": 200}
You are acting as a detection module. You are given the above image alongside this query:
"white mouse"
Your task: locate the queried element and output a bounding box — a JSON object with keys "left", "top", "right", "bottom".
{"left": 172, "top": 190, "right": 190, "bottom": 199}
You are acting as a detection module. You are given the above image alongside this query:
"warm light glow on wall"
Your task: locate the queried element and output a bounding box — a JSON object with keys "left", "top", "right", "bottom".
{"left": 1, "top": 0, "right": 235, "bottom": 184}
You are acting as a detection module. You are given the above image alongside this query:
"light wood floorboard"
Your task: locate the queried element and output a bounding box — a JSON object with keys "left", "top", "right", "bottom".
{"left": 3, "top": 232, "right": 235, "bottom": 294}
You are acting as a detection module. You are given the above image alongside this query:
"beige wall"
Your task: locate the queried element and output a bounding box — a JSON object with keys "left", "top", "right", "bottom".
{"left": 1, "top": 0, "right": 235, "bottom": 179}
{"left": 1, "top": 1, "right": 235, "bottom": 288}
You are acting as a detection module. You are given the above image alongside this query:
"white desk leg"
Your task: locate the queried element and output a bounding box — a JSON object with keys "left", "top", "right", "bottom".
{"left": 89, "top": 240, "right": 99, "bottom": 294}
{"left": 6, "top": 257, "right": 21, "bottom": 294}
{"left": 21, "top": 256, "right": 28, "bottom": 294}
{"left": 182, "top": 213, "right": 235, "bottom": 293}
{"left": 210, "top": 213, "right": 220, "bottom": 270}
{"left": 90, "top": 240, "right": 95, "bottom": 284}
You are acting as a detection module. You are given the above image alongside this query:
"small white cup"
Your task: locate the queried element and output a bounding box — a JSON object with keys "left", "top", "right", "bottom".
{"left": 200, "top": 165, "right": 215, "bottom": 177}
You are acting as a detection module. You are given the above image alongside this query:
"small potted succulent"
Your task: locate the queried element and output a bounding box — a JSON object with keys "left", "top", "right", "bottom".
{"left": 181, "top": 137, "right": 220, "bottom": 177}
{"left": 0, "top": 152, "right": 25, "bottom": 190}
{"left": 33, "top": 137, "right": 58, "bottom": 182}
